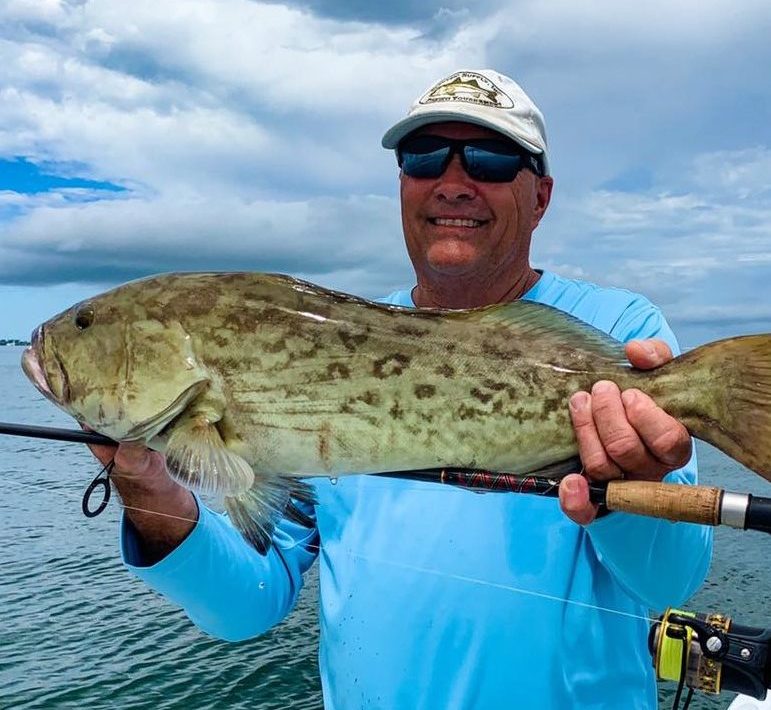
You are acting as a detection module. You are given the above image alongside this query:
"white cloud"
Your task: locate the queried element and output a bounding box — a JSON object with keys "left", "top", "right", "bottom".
{"left": 0, "top": 190, "right": 408, "bottom": 288}
{"left": 3, "top": 0, "right": 70, "bottom": 25}
{"left": 692, "top": 147, "right": 771, "bottom": 199}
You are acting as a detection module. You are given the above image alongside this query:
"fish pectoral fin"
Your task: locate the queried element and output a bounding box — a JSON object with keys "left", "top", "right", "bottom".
{"left": 224, "top": 477, "right": 318, "bottom": 554}
{"left": 165, "top": 414, "right": 254, "bottom": 497}
{"left": 521, "top": 455, "right": 583, "bottom": 479}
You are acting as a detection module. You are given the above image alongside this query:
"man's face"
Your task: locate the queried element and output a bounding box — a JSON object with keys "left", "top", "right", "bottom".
{"left": 399, "top": 122, "right": 552, "bottom": 288}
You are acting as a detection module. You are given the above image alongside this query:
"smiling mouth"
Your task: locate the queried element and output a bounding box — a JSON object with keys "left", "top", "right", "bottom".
{"left": 429, "top": 217, "right": 488, "bottom": 228}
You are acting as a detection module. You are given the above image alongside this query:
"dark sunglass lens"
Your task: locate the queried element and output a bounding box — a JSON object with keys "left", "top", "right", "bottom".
{"left": 463, "top": 145, "right": 525, "bottom": 182}
{"left": 398, "top": 136, "right": 452, "bottom": 178}
{"left": 400, "top": 150, "right": 450, "bottom": 178}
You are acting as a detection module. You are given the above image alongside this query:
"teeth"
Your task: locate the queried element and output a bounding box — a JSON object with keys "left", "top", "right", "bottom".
{"left": 432, "top": 218, "right": 483, "bottom": 228}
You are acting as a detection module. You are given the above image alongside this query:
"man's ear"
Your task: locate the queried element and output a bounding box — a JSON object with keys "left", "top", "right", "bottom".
{"left": 532, "top": 175, "right": 554, "bottom": 230}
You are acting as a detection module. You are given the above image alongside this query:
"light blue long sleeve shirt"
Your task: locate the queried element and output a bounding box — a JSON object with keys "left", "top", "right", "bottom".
{"left": 121, "top": 270, "right": 713, "bottom": 709}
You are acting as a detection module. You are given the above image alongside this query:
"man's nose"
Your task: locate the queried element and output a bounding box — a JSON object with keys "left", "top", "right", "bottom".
{"left": 434, "top": 154, "right": 478, "bottom": 201}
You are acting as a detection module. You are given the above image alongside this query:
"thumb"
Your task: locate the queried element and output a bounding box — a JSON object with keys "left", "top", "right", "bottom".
{"left": 559, "top": 474, "right": 598, "bottom": 526}
{"left": 625, "top": 338, "right": 673, "bottom": 370}
{"left": 113, "top": 442, "right": 156, "bottom": 475}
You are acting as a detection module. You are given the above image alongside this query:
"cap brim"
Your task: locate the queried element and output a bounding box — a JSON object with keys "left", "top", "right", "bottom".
{"left": 381, "top": 110, "right": 544, "bottom": 157}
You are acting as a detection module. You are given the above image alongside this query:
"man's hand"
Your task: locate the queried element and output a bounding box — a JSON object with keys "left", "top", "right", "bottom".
{"left": 87, "top": 438, "right": 199, "bottom": 563}
{"left": 89, "top": 439, "right": 170, "bottom": 490}
{"left": 559, "top": 338, "right": 693, "bottom": 525}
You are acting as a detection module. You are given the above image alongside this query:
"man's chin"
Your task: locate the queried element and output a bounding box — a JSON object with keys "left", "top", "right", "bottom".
{"left": 427, "top": 262, "right": 478, "bottom": 277}
{"left": 425, "top": 239, "right": 486, "bottom": 275}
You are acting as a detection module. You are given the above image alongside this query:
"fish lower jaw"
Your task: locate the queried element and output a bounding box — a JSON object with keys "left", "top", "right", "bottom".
{"left": 21, "top": 347, "right": 57, "bottom": 402}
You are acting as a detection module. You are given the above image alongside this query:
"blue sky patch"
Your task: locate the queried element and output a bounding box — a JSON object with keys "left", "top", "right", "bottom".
{"left": 0, "top": 158, "right": 125, "bottom": 195}
{"left": 599, "top": 166, "right": 655, "bottom": 193}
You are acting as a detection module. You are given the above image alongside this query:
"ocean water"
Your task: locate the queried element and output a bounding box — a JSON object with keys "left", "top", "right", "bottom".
{"left": 1, "top": 345, "right": 769, "bottom": 710}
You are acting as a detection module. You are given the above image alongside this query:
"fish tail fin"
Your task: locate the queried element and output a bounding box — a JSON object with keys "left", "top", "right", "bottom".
{"left": 664, "top": 334, "right": 771, "bottom": 479}
{"left": 224, "top": 477, "right": 317, "bottom": 554}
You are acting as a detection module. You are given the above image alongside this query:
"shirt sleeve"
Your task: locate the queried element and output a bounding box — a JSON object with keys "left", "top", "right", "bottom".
{"left": 585, "top": 298, "right": 714, "bottom": 610}
{"left": 120, "top": 495, "right": 319, "bottom": 641}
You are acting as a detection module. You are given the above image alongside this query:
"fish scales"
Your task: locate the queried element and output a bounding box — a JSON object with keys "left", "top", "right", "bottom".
{"left": 144, "top": 274, "right": 624, "bottom": 476}
{"left": 21, "top": 272, "right": 771, "bottom": 553}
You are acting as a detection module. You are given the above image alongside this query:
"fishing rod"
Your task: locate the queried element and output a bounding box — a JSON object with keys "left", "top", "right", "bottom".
{"left": 2, "top": 421, "right": 771, "bottom": 534}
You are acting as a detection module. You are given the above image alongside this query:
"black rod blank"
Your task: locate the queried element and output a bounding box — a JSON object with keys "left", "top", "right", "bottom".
{"left": 0, "top": 422, "right": 114, "bottom": 446}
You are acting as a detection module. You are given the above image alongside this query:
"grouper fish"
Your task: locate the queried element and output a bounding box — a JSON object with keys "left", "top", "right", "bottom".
{"left": 21, "top": 272, "right": 771, "bottom": 553}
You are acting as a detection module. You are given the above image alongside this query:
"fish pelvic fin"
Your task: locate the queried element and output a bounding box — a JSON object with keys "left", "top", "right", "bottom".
{"left": 660, "top": 334, "right": 771, "bottom": 479}
{"left": 224, "top": 477, "right": 317, "bottom": 554}
{"left": 165, "top": 413, "right": 254, "bottom": 496}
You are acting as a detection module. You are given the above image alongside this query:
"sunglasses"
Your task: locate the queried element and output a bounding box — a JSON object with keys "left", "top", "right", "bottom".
{"left": 396, "top": 135, "right": 544, "bottom": 183}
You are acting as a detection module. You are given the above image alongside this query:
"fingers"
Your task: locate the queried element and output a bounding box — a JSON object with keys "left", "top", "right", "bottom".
{"left": 570, "top": 381, "right": 692, "bottom": 484}
{"left": 559, "top": 474, "right": 598, "bottom": 526}
{"left": 82, "top": 424, "right": 168, "bottom": 485}
{"left": 569, "top": 388, "right": 623, "bottom": 481}
{"left": 624, "top": 338, "right": 673, "bottom": 370}
{"left": 590, "top": 381, "right": 668, "bottom": 480}
{"left": 621, "top": 389, "right": 692, "bottom": 469}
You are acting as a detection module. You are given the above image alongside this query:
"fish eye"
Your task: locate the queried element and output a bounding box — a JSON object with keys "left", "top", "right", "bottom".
{"left": 74, "top": 304, "right": 95, "bottom": 330}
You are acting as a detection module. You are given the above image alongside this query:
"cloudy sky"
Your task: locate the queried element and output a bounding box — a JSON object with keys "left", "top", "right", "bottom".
{"left": 0, "top": 0, "right": 769, "bottom": 346}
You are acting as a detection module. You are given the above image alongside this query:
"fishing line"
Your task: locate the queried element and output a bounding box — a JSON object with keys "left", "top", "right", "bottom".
{"left": 0, "top": 476, "right": 656, "bottom": 625}
{"left": 0, "top": 478, "right": 204, "bottom": 527}
{"left": 308, "top": 542, "right": 653, "bottom": 623}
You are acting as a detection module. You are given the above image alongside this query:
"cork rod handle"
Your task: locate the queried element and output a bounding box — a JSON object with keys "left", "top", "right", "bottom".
{"left": 604, "top": 480, "right": 722, "bottom": 526}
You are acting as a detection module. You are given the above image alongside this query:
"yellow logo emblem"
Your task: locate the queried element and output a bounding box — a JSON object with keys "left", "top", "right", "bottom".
{"left": 420, "top": 72, "right": 514, "bottom": 109}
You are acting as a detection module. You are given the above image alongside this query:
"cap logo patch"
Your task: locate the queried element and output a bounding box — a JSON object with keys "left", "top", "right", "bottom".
{"left": 419, "top": 71, "right": 514, "bottom": 109}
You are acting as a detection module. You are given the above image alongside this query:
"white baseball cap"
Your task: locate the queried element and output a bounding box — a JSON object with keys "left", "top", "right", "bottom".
{"left": 381, "top": 69, "right": 550, "bottom": 175}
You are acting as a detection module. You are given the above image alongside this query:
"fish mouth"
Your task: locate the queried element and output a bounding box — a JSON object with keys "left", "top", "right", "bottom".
{"left": 21, "top": 326, "right": 69, "bottom": 405}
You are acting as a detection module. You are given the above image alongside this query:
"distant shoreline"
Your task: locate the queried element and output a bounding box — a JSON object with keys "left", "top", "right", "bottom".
{"left": 0, "top": 340, "right": 30, "bottom": 346}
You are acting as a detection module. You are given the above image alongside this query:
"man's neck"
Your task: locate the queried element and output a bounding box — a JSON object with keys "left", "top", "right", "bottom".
{"left": 411, "top": 267, "right": 541, "bottom": 309}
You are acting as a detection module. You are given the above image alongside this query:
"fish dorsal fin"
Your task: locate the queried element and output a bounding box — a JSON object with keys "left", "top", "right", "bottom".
{"left": 453, "top": 300, "right": 627, "bottom": 362}
{"left": 165, "top": 411, "right": 254, "bottom": 497}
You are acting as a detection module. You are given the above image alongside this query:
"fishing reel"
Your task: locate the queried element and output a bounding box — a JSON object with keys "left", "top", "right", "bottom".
{"left": 650, "top": 608, "right": 771, "bottom": 709}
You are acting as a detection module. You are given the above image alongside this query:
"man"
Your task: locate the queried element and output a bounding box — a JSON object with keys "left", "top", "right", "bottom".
{"left": 91, "top": 69, "right": 712, "bottom": 708}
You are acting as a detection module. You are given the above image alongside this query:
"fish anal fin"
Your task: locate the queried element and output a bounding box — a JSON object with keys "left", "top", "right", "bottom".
{"left": 224, "top": 476, "right": 318, "bottom": 554}
{"left": 284, "top": 501, "right": 315, "bottom": 528}
{"left": 286, "top": 478, "right": 318, "bottom": 507}
{"left": 283, "top": 479, "right": 318, "bottom": 528}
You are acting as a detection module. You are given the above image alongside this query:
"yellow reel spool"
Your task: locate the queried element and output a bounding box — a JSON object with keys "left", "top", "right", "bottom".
{"left": 655, "top": 608, "right": 697, "bottom": 683}
{"left": 654, "top": 608, "right": 731, "bottom": 695}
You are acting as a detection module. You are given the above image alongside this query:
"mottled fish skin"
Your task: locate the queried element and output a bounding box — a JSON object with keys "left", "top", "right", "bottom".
{"left": 22, "top": 272, "right": 771, "bottom": 551}
{"left": 26, "top": 272, "right": 643, "bottom": 477}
